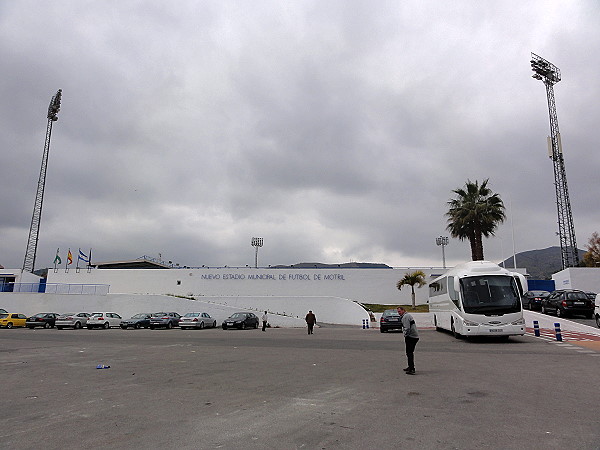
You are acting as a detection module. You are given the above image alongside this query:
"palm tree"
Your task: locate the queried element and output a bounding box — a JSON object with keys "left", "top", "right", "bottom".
{"left": 397, "top": 270, "right": 427, "bottom": 308}
{"left": 446, "top": 179, "right": 505, "bottom": 261}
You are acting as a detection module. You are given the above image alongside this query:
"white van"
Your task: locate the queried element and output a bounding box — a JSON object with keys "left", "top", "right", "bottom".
{"left": 594, "top": 295, "right": 600, "bottom": 328}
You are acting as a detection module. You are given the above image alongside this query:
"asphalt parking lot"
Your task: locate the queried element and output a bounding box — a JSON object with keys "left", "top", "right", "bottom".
{"left": 1, "top": 326, "right": 599, "bottom": 449}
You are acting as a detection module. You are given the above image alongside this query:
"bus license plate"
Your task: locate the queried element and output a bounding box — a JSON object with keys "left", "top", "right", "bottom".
{"left": 489, "top": 329, "right": 503, "bottom": 332}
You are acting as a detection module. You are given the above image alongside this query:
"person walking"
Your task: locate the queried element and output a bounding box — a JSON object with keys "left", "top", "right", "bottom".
{"left": 305, "top": 310, "right": 316, "bottom": 335}
{"left": 262, "top": 311, "right": 268, "bottom": 332}
{"left": 397, "top": 306, "right": 419, "bottom": 375}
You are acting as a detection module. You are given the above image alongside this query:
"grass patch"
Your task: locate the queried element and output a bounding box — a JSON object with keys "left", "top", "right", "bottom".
{"left": 362, "top": 303, "right": 429, "bottom": 313}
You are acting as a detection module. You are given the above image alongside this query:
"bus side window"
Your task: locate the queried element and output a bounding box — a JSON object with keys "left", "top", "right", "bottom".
{"left": 448, "top": 276, "right": 461, "bottom": 308}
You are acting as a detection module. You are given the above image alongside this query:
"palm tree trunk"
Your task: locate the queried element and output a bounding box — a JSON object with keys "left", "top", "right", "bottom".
{"left": 411, "top": 286, "right": 416, "bottom": 308}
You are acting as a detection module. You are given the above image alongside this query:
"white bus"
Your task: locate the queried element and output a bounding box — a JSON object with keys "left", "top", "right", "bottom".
{"left": 429, "top": 261, "right": 527, "bottom": 339}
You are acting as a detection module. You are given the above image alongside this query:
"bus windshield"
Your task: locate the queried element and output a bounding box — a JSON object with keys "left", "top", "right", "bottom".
{"left": 459, "top": 275, "right": 521, "bottom": 315}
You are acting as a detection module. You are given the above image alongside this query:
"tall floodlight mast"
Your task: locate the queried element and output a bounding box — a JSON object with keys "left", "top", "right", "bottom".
{"left": 22, "top": 89, "right": 63, "bottom": 273}
{"left": 530, "top": 53, "right": 578, "bottom": 269}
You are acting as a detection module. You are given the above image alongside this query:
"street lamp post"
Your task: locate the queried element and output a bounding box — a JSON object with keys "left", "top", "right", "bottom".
{"left": 436, "top": 236, "right": 449, "bottom": 269}
{"left": 251, "top": 237, "right": 263, "bottom": 268}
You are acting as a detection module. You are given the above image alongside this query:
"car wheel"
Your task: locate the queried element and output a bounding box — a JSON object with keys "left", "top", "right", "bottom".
{"left": 541, "top": 305, "right": 547, "bottom": 314}
{"left": 6, "top": 322, "right": 13, "bottom": 329}
{"left": 213, "top": 321, "right": 216, "bottom": 328}
{"left": 241, "top": 322, "right": 246, "bottom": 330}
{"left": 596, "top": 315, "right": 600, "bottom": 328}
{"left": 585, "top": 312, "right": 593, "bottom": 320}
{"left": 150, "top": 326, "right": 155, "bottom": 330}
{"left": 135, "top": 323, "right": 141, "bottom": 329}
{"left": 74, "top": 321, "right": 82, "bottom": 330}
{"left": 528, "top": 303, "right": 533, "bottom": 310}
{"left": 166, "top": 321, "right": 173, "bottom": 329}
{"left": 556, "top": 308, "right": 563, "bottom": 318}
{"left": 380, "top": 328, "right": 385, "bottom": 333}
{"left": 222, "top": 325, "right": 227, "bottom": 330}
{"left": 120, "top": 325, "right": 127, "bottom": 329}
{"left": 56, "top": 326, "right": 63, "bottom": 330}
{"left": 199, "top": 322, "right": 204, "bottom": 329}
{"left": 44, "top": 322, "right": 50, "bottom": 329}
{"left": 103, "top": 322, "right": 110, "bottom": 329}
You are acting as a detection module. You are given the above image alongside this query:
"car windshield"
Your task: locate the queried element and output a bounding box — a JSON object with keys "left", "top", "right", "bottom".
{"left": 383, "top": 310, "right": 400, "bottom": 317}
{"left": 567, "top": 292, "right": 588, "bottom": 301}
{"left": 59, "top": 313, "right": 74, "bottom": 317}
{"left": 130, "top": 314, "right": 148, "bottom": 319}
{"left": 184, "top": 313, "right": 200, "bottom": 317}
{"left": 229, "top": 313, "right": 245, "bottom": 319}
{"left": 460, "top": 275, "right": 521, "bottom": 315}
{"left": 530, "top": 291, "right": 549, "bottom": 297}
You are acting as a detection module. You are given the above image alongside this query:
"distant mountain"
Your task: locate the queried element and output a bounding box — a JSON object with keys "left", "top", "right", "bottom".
{"left": 269, "top": 262, "right": 392, "bottom": 269}
{"left": 499, "top": 246, "right": 586, "bottom": 280}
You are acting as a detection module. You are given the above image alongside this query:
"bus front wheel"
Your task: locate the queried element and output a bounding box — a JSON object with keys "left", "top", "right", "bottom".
{"left": 451, "top": 320, "right": 461, "bottom": 339}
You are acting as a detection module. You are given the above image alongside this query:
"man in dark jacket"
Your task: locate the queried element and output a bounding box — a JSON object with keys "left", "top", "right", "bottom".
{"left": 398, "top": 306, "right": 419, "bottom": 375}
{"left": 305, "top": 310, "right": 316, "bottom": 335}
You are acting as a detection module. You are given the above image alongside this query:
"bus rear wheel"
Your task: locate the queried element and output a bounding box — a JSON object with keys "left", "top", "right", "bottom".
{"left": 434, "top": 315, "right": 442, "bottom": 332}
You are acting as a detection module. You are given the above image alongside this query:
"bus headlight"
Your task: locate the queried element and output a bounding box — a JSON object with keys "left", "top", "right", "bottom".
{"left": 463, "top": 320, "right": 479, "bottom": 327}
{"left": 511, "top": 318, "right": 525, "bottom": 325}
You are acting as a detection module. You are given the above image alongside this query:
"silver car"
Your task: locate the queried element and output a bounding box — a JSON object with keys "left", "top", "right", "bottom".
{"left": 56, "top": 312, "right": 91, "bottom": 329}
{"left": 179, "top": 312, "right": 217, "bottom": 330}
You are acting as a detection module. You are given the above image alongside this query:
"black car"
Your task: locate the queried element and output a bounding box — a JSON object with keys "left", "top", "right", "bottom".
{"left": 541, "top": 289, "right": 594, "bottom": 319}
{"left": 121, "top": 313, "right": 152, "bottom": 329}
{"left": 222, "top": 312, "right": 259, "bottom": 330}
{"left": 522, "top": 290, "right": 550, "bottom": 311}
{"left": 149, "top": 312, "right": 181, "bottom": 329}
{"left": 26, "top": 312, "right": 60, "bottom": 329}
{"left": 380, "top": 309, "right": 403, "bottom": 333}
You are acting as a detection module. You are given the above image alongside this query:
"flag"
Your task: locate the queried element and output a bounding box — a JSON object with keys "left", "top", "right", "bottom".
{"left": 53, "top": 249, "right": 61, "bottom": 265}
{"left": 78, "top": 248, "right": 89, "bottom": 263}
{"left": 67, "top": 249, "right": 73, "bottom": 265}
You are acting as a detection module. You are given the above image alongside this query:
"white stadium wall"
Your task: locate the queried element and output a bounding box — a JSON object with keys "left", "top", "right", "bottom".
{"left": 46, "top": 267, "right": 446, "bottom": 305}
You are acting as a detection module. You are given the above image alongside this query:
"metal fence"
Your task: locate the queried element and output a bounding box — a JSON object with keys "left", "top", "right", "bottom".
{"left": 0, "top": 283, "right": 110, "bottom": 295}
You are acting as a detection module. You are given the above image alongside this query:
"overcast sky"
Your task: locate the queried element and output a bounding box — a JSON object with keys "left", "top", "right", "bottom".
{"left": 1, "top": 1, "right": 599, "bottom": 270}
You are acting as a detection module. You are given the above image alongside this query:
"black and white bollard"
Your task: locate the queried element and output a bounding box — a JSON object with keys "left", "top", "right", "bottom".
{"left": 533, "top": 320, "right": 540, "bottom": 337}
{"left": 554, "top": 322, "right": 562, "bottom": 341}
{"left": 362, "top": 319, "right": 366, "bottom": 329}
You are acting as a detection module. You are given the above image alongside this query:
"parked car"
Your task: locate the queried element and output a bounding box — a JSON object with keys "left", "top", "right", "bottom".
{"left": 149, "top": 312, "right": 181, "bottom": 329}
{"left": 0, "top": 313, "right": 27, "bottom": 328}
{"left": 121, "top": 313, "right": 152, "bottom": 329}
{"left": 86, "top": 312, "right": 123, "bottom": 329}
{"left": 585, "top": 292, "right": 597, "bottom": 301}
{"left": 56, "top": 312, "right": 91, "bottom": 329}
{"left": 595, "top": 295, "right": 600, "bottom": 328}
{"left": 380, "top": 309, "right": 403, "bottom": 333}
{"left": 522, "top": 290, "right": 550, "bottom": 311}
{"left": 222, "top": 312, "right": 259, "bottom": 330}
{"left": 180, "top": 312, "right": 217, "bottom": 330}
{"left": 26, "top": 312, "right": 59, "bottom": 329}
{"left": 541, "top": 289, "right": 594, "bottom": 319}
